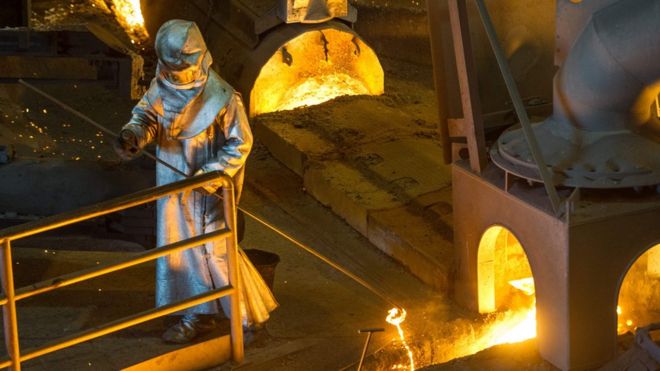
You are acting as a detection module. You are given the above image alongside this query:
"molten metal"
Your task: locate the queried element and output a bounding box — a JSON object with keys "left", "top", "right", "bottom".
{"left": 109, "top": 0, "right": 149, "bottom": 42}
{"left": 386, "top": 308, "right": 415, "bottom": 370}
{"left": 274, "top": 73, "right": 369, "bottom": 112}
{"left": 489, "top": 277, "right": 537, "bottom": 345}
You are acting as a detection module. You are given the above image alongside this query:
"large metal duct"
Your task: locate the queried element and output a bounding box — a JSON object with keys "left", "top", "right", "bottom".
{"left": 492, "top": 0, "right": 660, "bottom": 188}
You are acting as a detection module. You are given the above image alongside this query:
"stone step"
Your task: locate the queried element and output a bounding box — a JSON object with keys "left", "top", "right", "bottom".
{"left": 253, "top": 109, "right": 454, "bottom": 291}
{"left": 123, "top": 334, "right": 232, "bottom": 371}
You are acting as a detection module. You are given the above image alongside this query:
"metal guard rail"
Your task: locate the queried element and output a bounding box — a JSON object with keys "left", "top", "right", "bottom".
{"left": 0, "top": 170, "right": 244, "bottom": 370}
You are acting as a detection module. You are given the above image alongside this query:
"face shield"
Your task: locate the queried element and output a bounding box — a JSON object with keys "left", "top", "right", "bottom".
{"left": 155, "top": 20, "right": 212, "bottom": 89}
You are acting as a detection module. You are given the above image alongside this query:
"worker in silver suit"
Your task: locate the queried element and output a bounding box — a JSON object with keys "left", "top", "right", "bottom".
{"left": 114, "top": 19, "right": 277, "bottom": 343}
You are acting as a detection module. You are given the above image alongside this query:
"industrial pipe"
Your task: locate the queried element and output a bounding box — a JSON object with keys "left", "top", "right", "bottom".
{"left": 553, "top": 0, "right": 660, "bottom": 133}
{"left": 492, "top": 0, "right": 660, "bottom": 188}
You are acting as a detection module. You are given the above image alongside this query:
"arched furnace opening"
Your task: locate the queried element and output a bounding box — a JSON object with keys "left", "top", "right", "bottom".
{"left": 617, "top": 243, "right": 660, "bottom": 334}
{"left": 477, "top": 225, "right": 536, "bottom": 344}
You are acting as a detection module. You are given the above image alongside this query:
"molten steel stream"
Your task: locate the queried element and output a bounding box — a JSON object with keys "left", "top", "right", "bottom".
{"left": 386, "top": 308, "right": 415, "bottom": 370}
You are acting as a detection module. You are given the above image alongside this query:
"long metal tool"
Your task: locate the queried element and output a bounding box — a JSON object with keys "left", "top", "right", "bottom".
{"left": 17, "top": 79, "right": 401, "bottom": 310}
{"left": 357, "top": 328, "right": 384, "bottom": 371}
{"left": 472, "top": 0, "right": 562, "bottom": 214}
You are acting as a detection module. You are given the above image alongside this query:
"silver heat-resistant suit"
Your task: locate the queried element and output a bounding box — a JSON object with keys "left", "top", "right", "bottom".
{"left": 120, "top": 20, "right": 276, "bottom": 327}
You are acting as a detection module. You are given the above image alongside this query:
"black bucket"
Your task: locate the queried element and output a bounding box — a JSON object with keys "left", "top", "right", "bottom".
{"left": 244, "top": 249, "right": 280, "bottom": 291}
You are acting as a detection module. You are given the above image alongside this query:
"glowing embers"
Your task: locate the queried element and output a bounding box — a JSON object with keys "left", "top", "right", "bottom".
{"left": 617, "top": 243, "right": 660, "bottom": 335}
{"left": 250, "top": 26, "right": 383, "bottom": 117}
{"left": 386, "top": 308, "right": 415, "bottom": 370}
{"left": 477, "top": 226, "right": 537, "bottom": 346}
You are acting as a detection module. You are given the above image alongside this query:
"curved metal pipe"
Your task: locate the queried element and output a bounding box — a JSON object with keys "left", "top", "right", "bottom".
{"left": 553, "top": 0, "right": 660, "bottom": 132}
{"left": 492, "top": 0, "right": 660, "bottom": 188}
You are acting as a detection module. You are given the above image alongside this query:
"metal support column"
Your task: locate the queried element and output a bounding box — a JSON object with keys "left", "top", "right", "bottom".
{"left": 447, "top": 0, "right": 487, "bottom": 173}
{"left": 426, "top": 0, "right": 452, "bottom": 164}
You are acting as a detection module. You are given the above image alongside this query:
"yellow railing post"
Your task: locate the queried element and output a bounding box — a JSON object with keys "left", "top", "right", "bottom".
{"left": 0, "top": 239, "right": 21, "bottom": 371}
{"left": 223, "top": 180, "right": 244, "bottom": 363}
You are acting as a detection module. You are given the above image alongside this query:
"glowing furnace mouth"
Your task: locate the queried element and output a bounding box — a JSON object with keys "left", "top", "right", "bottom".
{"left": 249, "top": 22, "right": 384, "bottom": 117}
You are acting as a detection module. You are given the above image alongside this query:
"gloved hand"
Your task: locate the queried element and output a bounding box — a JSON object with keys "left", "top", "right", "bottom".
{"left": 193, "top": 166, "right": 222, "bottom": 195}
{"left": 113, "top": 129, "right": 140, "bottom": 160}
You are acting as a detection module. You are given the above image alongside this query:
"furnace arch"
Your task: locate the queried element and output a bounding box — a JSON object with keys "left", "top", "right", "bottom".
{"left": 477, "top": 225, "right": 535, "bottom": 314}
{"left": 616, "top": 242, "right": 660, "bottom": 334}
{"left": 248, "top": 21, "right": 384, "bottom": 117}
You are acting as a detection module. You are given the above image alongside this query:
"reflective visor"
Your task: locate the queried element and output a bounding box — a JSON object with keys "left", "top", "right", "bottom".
{"left": 163, "top": 65, "right": 201, "bottom": 85}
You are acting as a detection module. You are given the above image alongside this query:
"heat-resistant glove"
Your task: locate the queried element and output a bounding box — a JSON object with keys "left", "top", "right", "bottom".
{"left": 113, "top": 129, "right": 140, "bottom": 160}
{"left": 193, "top": 166, "right": 223, "bottom": 195}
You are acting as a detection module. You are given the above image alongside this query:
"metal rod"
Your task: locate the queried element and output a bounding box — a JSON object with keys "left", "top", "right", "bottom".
{"left": 239, "top": 207, "right": 401, "bottom": 309}
{"left": 357, "top": 332, "right": 373, "bottom": 371}
{"left": 357, "top": 328, "right": 383, "bottom": 371}
{"left": 472, "top": 0, "right": 561, "bottom": 213}
{"left": 0, "top": 240, "right": 20, "bottom": 370}
{"left": 9, "top": 228, "right": 229, "bottom": 302}
{"left": 17, "top": 78, "right": 402, "bottom": 310}
{"left": 0, "top": 171, "right": 229, "bottom": 241}
{"left": 17, "top": 79, "right": 189, "bottom": 178}
{"left": 223, "top": 182, "right": 244, "bottom": 362}
{"left": 12, "top": 286, "right": 235, "bottom": 363}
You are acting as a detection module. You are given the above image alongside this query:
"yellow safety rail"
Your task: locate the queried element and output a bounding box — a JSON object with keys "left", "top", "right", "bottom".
{"left": 0, "top": 170, "right": 243, "bottom": 370}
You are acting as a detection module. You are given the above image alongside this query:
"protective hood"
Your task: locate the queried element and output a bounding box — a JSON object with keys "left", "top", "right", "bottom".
{"left": 151, "top": 19, "right": 231, "bottom": 139}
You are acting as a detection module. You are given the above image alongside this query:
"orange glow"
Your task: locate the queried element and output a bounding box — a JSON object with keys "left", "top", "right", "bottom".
{"left": 616, "top": 305, "right": 636, "bottom": 335}
{"left": 490, "top": 278, "right": 537, "bottom": 345}
{"left": 473, "top": 227, "right": 537, "bottom": 350}
{"left": 617, "top": 243, "right": 660, "bottom": 335}
{"left": 250, "top": 26, "right": 383, "bottom": 117}
{"left": 105, "top": 0, "right": 149, "bottom": 43}
{"left": 386, "top": 308, "right": 415, "bottom": 371}
{"left": 508, "top": 277, "right": 535, "bottom": 296}
{"left": 274, "top": 73, "right": 369, "bottom": 112}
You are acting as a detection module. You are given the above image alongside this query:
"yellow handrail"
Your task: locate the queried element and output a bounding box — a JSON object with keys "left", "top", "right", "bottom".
{"left": 0, "top": 170, "right": 244, "bottom": 370}
{"left": 13, "top": 228, "right": 231, "bottom": 302}
{"left": 10, "top": 286, "right": 236, "bottom": 365}
{"left": 0, "top": 171, "right": 227, "bottom": 241}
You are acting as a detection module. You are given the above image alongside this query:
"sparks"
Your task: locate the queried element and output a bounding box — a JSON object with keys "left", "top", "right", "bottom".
{"left": 616, "top": 305, "right": 636, "bottom": 334}
{"left": 386, "top": 308, "right": 415, "bottom": 371}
